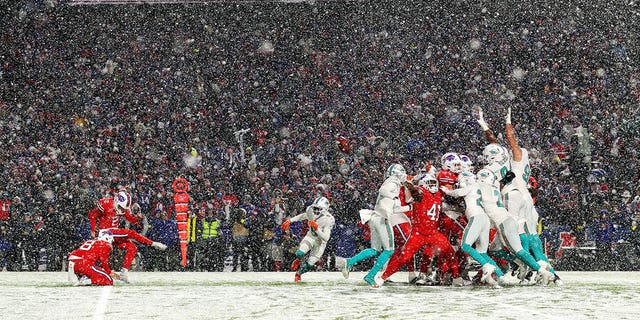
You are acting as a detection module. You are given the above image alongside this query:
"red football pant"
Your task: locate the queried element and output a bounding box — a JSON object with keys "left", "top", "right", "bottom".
{"left": 70, "top": 259, "right": 113, "bottom": 286}
{"left": 107, "top": 228, "right": 154, "bottom": 270}
{"left": 391, "top": 223, "right": 415, "bottom": 273}
{"left": 382, "top": 230, "right": 459, "bottom": 280}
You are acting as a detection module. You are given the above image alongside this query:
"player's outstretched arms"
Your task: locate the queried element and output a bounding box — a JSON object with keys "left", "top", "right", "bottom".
{"left": 477, "top": 107, "right": 498, "bottom": 144}
{"left": 505, "top": 107, "right": 522, "bottom": 161}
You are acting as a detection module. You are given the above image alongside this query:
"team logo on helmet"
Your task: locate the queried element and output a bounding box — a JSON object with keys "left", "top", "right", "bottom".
{"left": 441, "top": 152, "right": 462, "bottom": 173}
{"left": 98, "top": 230, "right": 114, "bottom": 244}
{"left": 114, "top": 191, "right": 132, "bottom": 215}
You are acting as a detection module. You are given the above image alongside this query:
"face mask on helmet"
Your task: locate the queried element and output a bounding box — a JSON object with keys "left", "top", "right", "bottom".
{"left": 459, "top": 155, "right": 473, "bottom": 172}
{"left": 98, "top": 230, "right": 114, "bottom": 244}
{"left": 114, "top": 191, "right": 132, "bottom": 215}
{"left": 419, "top": 174, "right": 439, "bottom": 193}
{"left": 312, "top": 196, "right": 330, "bottom": 212}
{"left": 386, "top": 164, "right": 407, "bottom": 181}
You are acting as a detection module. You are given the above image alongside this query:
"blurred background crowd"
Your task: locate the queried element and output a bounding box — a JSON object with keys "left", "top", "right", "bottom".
{"left": 1, "top": 1, "right": 640, "bottom": 272}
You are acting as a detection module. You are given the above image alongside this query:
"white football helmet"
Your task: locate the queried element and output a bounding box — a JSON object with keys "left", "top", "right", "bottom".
{"left": 114, "top": 191, "right": 132, "bottom": 215}
{"left": 385, "top": 163, "right": 407, "bottom": 181}
{"left": 98, "top": 229, "right": 114, "bottom": 244}
{"left": 441, "top": 152, "right": 462, "bottom": 173}
{"left": 459, "top": 154, "right": 473, "bottom": 172}
{"left": 476, "top": 168, "right": 497, "bottom": 186}
{"left": 482, "top": 144, "right": 508, "bottom": 165}
{"left": 418, "top": 173, "right": 439, "bottom": 194}
{"left": 311, "top": 196, "right": 330, "bottom": 211}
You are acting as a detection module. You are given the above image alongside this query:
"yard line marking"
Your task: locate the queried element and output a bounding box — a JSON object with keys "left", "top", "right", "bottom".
{"left": 92, "top": 285, "right": 112, "bottom": 320}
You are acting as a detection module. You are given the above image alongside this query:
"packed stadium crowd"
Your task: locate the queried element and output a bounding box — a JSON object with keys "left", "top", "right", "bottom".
{"left": 1, "top": 2, "right": 640, "bottom": 274}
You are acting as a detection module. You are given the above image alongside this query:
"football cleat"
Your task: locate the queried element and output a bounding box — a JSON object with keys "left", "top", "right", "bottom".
{"left": 364, "top": 275, "right": 381, "bottom": 288}
{"left": 408, "top": 272, "right": 417, "bottom": 284}
{"left": 152, "top": 242, "right": 167, "bottom": 251}
{"left": 78, "top": 276, "right": 92, "bottom": 286}
{"left": 452, "top": 277, "right": 472, "bottom": 287}
{"left": 480, "top": 263, "right": 496, "bottom": 284}
{"left": 294, "top": 273, "right": 301, "bottom": 282}
{"left": 484, "top": 275, "right": 502, "bottom": 289}
{"left": 513, "top": 259, "right": 530, "bottom": 281}
{"left": 341, "top": 263, "right": 350, "bottom": 279}
{"left": 553, "top": 274, "right": 564, "bottom": 286}
{"left": 119, "top": 269, "right": 131, "bottom": 284}
{"left": 537, "top": 268, "right": 554, "bottom": 286}
{"left": 413, "top": 272, "right": 428, "bottom": 286}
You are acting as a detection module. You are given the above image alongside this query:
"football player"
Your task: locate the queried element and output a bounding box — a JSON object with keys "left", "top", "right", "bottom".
{"left": 380, "top": 174, "right": 467, "bottom": 286}
{"left": 441, "top": 155, "right": 505, "bottom": 288}
{"left": 503, "top": 107, "right": 561, "bottom": 285}
{"left": 88, "top": 190, "right": 168, "bottom": 283}
{"left": 67, "top": 230, "right": 119, "bottom": 286}
{"left": 281, "top": 196, "right": 335, "bottom": 282}
{"left": 341, "top": 163, "right": 406, "bottom": 287}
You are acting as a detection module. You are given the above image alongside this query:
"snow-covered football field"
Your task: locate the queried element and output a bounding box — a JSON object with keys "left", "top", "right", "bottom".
{"left": 1, "top": 271, "right": 639, "bottom": 320}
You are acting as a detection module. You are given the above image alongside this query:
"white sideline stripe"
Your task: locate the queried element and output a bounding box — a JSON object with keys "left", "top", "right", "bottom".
{"left": 92, "top": 285, "right": 113, "bottom": 320}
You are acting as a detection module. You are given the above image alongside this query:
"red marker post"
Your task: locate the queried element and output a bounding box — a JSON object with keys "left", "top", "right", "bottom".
{"left": 172, "top": 177, "right": 189, "bottom": 267}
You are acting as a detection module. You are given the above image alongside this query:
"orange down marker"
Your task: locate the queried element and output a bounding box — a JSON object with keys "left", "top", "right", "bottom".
{"left": 172, "top": 177, "right": 189, "bottom": 267}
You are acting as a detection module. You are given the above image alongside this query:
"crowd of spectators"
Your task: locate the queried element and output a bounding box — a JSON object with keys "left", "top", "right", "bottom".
{"left": 1, "top": 1, "right": 640, "bottom": 271}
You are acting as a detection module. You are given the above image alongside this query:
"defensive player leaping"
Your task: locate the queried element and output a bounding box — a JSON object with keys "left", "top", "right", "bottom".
{"left": 89, "top": 190, "right": 167, "bottom": 283}
{"left": 502, "top": 107, "right": 562, "bottom": 285}
{"left": 477, "top": 107, "right": 554, "bottom": 285}
{"left": 281, "top": 196, "right": 335, "bottom": 282}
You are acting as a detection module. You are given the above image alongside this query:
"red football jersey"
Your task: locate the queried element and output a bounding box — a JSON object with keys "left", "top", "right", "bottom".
{"left": 437, "top": 169, "right": 458, "bottom": 187}
{"left": 89, "top": 197, "right": 140, "bottom": 232}
{"left": 410, "top": 186, "right": 442, "bottom": 235}
{"left": 69, "top": 239, "right": 114, "bottom": 274}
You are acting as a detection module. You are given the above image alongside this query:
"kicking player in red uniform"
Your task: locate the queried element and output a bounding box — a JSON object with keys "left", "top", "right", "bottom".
{"left": 67, "top": 230, "right": 119, "bottom": 286}
{"left": 88, "top": 190, "right": 167, "bottom": 283}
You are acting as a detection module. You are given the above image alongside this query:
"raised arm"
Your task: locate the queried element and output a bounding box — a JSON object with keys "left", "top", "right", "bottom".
{"left": 477, "top": 107, "right": 498, "bottom": 144}
{"left": 505, "top": 107, "right": 523, "bottom": 162}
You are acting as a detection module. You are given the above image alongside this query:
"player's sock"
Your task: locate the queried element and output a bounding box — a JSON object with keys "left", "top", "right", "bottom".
{"left": 529, "top": 234, "right": 555, "bottom": 273}
{"left": 515, "top": 249, "right": 542, "bottom": 271}
{"left": 341, "top": 258, "right": 351, "bottom": 279}
{"left": 349, "top": 248, "right": 380, "bottom": 269}
{"left": 519, "top": 233, "right": 530, "bottom": 252}
{"left": 461, "top": 243, "right": 488, "bottom": 266}
{"left": 298, "top": 262, "right": 313, "bottom": 275}
{"left": 488, "top": 249, "right": 515, "bottom": 263}
{"left": 364, "top": 249, "right": 393, "bottom": 285}
{"left": 291, "top": 259, "right": 301, "bottom": 271}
